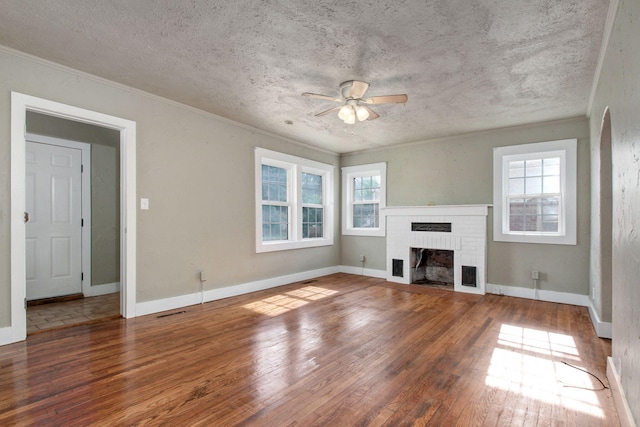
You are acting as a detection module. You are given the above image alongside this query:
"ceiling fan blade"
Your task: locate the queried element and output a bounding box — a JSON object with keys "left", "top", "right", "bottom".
{"left": 314, "top": 106, "right": 343, "bottom": 117}
{"left": 302, "top": 92, "right": 343, "bottom": 102}
{"left": 361, "top": 105, "right": 379, "bottom": 120}
{"left": 350, "top": 81, "right": 370, "bottom": 99}
{"left": 363, "top": 94, "right": 408, "bottom": 105}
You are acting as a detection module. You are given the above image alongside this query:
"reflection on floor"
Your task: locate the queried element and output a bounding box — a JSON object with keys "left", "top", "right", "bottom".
{"left": 27, "top": 293, "right": 121, "bottom": 335}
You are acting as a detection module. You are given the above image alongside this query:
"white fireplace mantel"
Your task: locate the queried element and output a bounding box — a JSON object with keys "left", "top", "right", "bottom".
{"left": 385, "top": 204, "right": 492, "bottom": 295}
{"left": 383, "top": 204, "right": 491, "bottom": 217}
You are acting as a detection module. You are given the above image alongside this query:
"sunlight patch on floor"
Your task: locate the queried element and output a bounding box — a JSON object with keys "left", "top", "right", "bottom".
{"left": 243, "top": 286, "right": 339, "bottom": 316}
{"left": 486, "top": 324, "right": 605, "bottom": 420}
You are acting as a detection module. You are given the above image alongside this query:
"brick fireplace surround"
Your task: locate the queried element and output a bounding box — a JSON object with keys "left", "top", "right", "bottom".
{"left": 385, "top": 205, "right": 491, "bottom": 295}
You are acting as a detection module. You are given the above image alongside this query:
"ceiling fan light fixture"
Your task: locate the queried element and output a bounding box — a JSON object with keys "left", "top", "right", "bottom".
{"left": 338, "top": 105, "right": 356, "bottom": 124}
{"left": 355, "top": 105, "right": 370, "bottom": 121}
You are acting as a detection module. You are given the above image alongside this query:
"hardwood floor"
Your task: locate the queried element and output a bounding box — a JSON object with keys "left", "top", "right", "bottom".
{"left": 0, "top": 273, "right": 618, "bottom": 426}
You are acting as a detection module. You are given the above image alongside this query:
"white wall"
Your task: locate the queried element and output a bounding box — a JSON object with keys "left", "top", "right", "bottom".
{"left": 589, "top": 0, "right": 640, "bottom": 422}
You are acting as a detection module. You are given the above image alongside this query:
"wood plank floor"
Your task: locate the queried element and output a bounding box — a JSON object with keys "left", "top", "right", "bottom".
{"left": 0, "top": 273, "right": 619, "bottom": 426}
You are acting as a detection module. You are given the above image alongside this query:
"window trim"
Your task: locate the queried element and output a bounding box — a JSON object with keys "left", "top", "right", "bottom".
{"left": 493, "top": 139, "right": 577, "bottom": 245}
{"left": 255, "top": 147, "right": 334, "bottom": 252}
{"left": 341, "top": 162, "right": 387, "bottom": 237}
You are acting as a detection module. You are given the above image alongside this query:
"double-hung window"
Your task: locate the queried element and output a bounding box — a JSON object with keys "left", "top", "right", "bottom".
{"left": 342, "top": 163, "right": 387, "bottom": 236}
{"left": 493, "top": 139, "right": 577, "bottom": 245}
{"left": 255, "top": 148, "right": 334, "bottom": 252}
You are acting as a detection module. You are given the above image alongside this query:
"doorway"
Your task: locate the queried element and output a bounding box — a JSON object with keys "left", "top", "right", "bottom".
{"left": 599, "top": 108, "right": 613, "bottom": 326}
{"left": 25, "top": 124, "right": 123, "bottom": 333}
{"left": 9, "top": 92, "right": 137, "bottom": 344}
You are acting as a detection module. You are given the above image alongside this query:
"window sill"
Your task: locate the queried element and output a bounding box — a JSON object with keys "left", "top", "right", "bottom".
{"left": 256, "top": 237, "right": 334, "bottom": 253}
{"left": 493, "top": 232, "right": 576, "bottom": 245}
{"left": 342, "top": 227, "right": 386, "bottom": 237}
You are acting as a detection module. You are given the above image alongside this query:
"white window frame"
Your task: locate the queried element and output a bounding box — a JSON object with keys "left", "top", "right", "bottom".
{"left": 255, "top": 147, "right": 334, "bottom": 252}
{"left": 493, "top": 139, "right": 577, "bottom": 245}
{"left": 341, "top": 162, "right": 387, "bottom": 237}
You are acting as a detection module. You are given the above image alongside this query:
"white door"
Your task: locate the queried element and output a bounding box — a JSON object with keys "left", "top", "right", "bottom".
{"left": 25, "top": 141, "right": 83, "bottom": 300}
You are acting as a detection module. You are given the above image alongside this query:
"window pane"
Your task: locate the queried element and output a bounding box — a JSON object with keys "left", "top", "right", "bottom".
{"left": 542, "top": 197, "right": 559, "bottom": 215}
{"left": 354, "top": 175, "right": 381, "bottom": 202}
{"left": 509, "top": 161, "right": 525, "bottom": 178}
{"left": 302, "top": 207, "right": 323, "bottom": 238}
{"left": 352, "top": 203, "right": 379, "bottom": 228}
{"left": 525, "top": 159, "right": 542, "bottom": 177}
{"left": 542, "top": 175, "right": 560, "bottom": 193}
{"left": 302, "top": 173, "right": 323, "bottom": 204}
{"left": 507, "top": 196, "right": 560, "bottom": 233}
{"left": 262, "top": 165, "right": 287, "bottom": 202}
{"left": 263, "top": 205, "right": 288, "bottom": 241}
{"left": 543, "top": 160, "right": 560, "bottom": 176}
{"left": 525, "top": 176, "right": 542, "bottom": 194}
{"left": 542, "top": 215, "right": 559, "bottom": 232}
{"left": 509, "top": 178, "right": 524, "bottom": 195}
{"left": 354, "top": 177, "right": 362, "bottom": 190}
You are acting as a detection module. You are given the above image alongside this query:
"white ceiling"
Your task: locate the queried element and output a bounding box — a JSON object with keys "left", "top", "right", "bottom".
{"left": 0, "top": 0, "right": 609, "bottom": 154}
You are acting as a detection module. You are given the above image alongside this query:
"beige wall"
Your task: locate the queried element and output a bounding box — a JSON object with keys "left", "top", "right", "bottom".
{"left": 341, "top": 117, "right": 591, "bottom": 294}
{"left": 590, "top": 0, "right": 640, "bottom": 421}
{"left": 26, "top": 112, "right": 121, "bottom": 287}
{"left": 0, "top": 49, "right": 340, "bottom": 326}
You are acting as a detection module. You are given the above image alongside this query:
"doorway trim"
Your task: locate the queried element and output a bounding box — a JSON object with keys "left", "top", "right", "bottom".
{"left": 9, "top": 92, "right": 137, "bottom": 344}
{"left": 26, "top": 134, "right": 92, "bottom": 299}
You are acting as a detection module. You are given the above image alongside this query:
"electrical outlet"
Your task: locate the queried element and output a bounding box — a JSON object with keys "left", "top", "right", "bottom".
{"left": 359, "top": 254, "right": 366, "bottom": 262}
{"left": 531, "top": 270, "right": 539, "bottom": 280}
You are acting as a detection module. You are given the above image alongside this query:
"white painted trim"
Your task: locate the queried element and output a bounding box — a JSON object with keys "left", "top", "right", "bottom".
{"left": 342, "top": 163, "right": 387, "bottom": 237}
{"left": 493, "top": 139, "right": 577, "bottom": 245}
{"left": 487, "top": 283, "right": 590, "bottom": 306}
{"left": 9, "top": 92, "right": 137, "bottom": 345}
{"left": 339, "top": 266, "right": 387, "bottom": 279}
{"left": 25, "top": 133, "right": 93, "bottom": 298}
{"left": 587, "top": 0, "right": 621, "bottom": 118}
{"left": 136, "top": 267, "right": 341, "bottom": 317}
{"left": 90, "top": 282, "right": 121, "bottom": 297}
{"left": 587, "top": 300, "right": 613, "bottom": 339}
{"left": 607, "top": 357, "right": 637, "bottom": 427}
{"left": 382, "top": 204, "right": 490, "bottom": 217}
{"left": 254, "top": 147, "right": 335, "bottom": 253}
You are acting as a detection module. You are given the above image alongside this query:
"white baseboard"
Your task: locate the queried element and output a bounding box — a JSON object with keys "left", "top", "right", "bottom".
{"left": 135, "top": 266, "right": 341, "bottom": 317}
{"left": 587, "top": 301, "right": 613, "bottom": 339}
{"left": 487, "top": 283, "right": 590, "bottom": 307}
{"left": 89, "top": 282, "right": 120, "bottom": 297}
{"left": 607, "top": 356, "right": 637, "bottom": 427}
{"left": 339, "top": 265, "right": 386, "bottom": 279}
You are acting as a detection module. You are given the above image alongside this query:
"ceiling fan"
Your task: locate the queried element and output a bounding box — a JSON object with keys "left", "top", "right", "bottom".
{"left": 302, "top": 80, "right": 408, "bottom": 124}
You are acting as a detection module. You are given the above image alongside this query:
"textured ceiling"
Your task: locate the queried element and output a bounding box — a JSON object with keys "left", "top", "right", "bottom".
{"left": 0, "top": 0, "right": 609, "bottom": 153}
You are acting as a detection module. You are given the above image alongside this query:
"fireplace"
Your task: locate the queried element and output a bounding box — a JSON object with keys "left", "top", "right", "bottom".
{"left": 385, "top": 205, "right": 490, "bottom": 295}
{"left": 411, "top": 248, "right": 454, "bottom": 287}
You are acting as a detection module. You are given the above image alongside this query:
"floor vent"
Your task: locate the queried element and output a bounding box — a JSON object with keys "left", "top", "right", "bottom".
{"left": 157, "top": 310, "right": 186, "bottom": 318}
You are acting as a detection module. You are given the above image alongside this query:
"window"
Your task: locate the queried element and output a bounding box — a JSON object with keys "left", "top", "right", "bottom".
{"left": 255, "top": 148, "right": 334, "bottom": 252}
{"left": 493, "top": 139, "right": 577, "bottom": 245}
{"left": 342, "top": 163, "right": 387, "bottom": 236}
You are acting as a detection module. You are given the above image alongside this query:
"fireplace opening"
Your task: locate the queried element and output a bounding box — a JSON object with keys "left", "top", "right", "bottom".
{"left": 410, "top": 248, "right": 454, "bottom": 289}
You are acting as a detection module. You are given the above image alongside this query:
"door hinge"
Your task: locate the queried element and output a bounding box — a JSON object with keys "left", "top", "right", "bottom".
{"left": 24, "top": 298, "right": 27, "bottom": 309}
{"left": 81, "top": 218, "right": 84, "bottom": 227}
{"left": 81, "top": 272, "right": 84, "bottom": 281}
{"left": 81, "top": 164, "right": 84, "bottom": 173}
